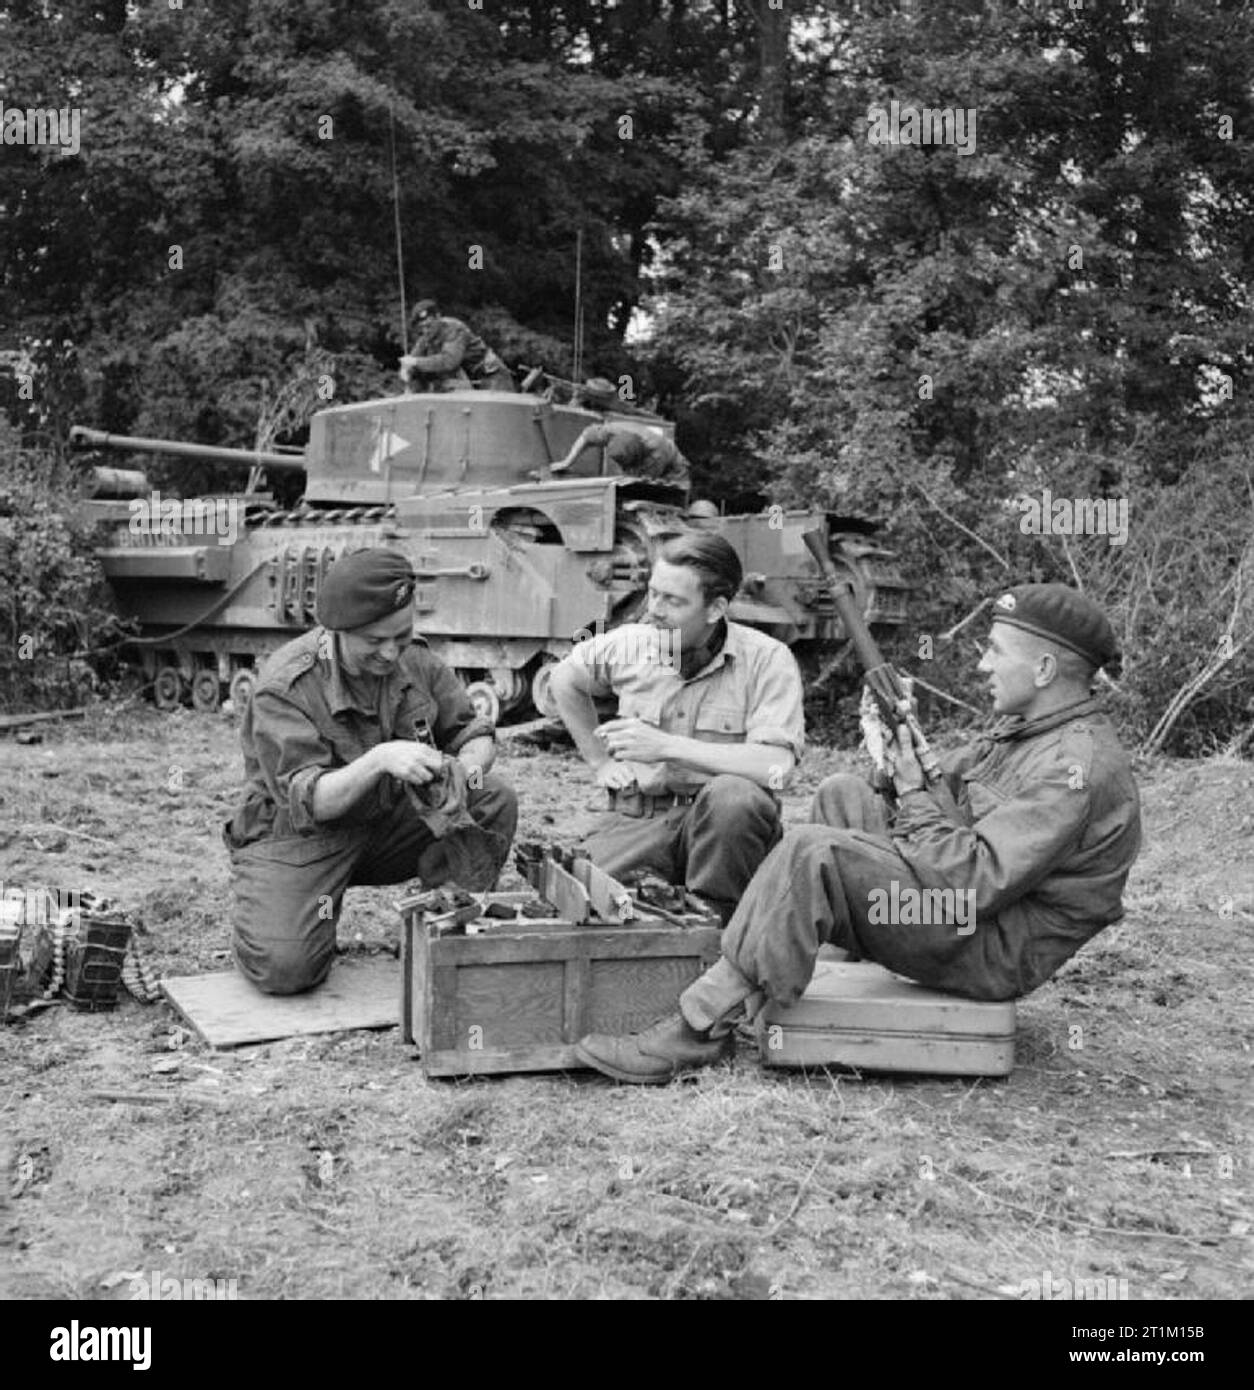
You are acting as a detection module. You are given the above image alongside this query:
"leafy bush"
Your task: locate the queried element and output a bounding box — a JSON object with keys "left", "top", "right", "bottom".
{"left": 0, "top": 428, "right": 128, "bottom": 712}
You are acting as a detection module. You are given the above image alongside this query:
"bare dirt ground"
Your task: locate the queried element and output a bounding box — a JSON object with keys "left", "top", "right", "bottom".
{"left": 1, "top": 705, "right": 1251, "bottom": 1301}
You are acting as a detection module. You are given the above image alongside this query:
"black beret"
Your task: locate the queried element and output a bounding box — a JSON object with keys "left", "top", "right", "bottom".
{"left": 316, "top": 549, "right": 416, "bottom": 631}
{"left": 990, "top": 583, "right": 1119, "bottom": 672}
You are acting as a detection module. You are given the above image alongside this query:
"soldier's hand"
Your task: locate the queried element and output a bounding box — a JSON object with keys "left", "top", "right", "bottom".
{"left": 594, "top": 761, "right": 638, "bottom": 791}
{"left": 371, "top": 739, "right": 445, "bottom": 786}
{"left": 891, "top": 723, "right": 926, "bottom": 795}
{"left": 597, "top": 717, "right": 673, "bottom": 764}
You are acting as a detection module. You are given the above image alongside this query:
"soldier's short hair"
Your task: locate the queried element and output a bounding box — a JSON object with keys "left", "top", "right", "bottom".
{"left": 658, "top": 533, "right": 742, "bottom": 604}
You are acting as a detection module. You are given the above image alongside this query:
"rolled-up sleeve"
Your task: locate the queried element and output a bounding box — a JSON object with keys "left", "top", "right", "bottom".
{"left": 246, "top": 690, "right": 336, "bottom": 835}
{"left": 422, "top": 655, "right": 496, "bottom": 753}
{"left": 744, "top": 645, "right": 806, "bottom": 760}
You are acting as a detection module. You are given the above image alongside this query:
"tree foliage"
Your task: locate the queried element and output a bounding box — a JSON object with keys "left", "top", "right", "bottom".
{"left": 2, "top": 0, "right": 1253, "bottom": 747}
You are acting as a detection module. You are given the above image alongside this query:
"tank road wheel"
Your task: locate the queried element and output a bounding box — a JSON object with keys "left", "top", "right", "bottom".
{"left": 153, "top": 666, "right": 184, "bottom": 711}
{"left": 228, "top": 668, "right": 257, "bottom": 713}
{"left": 191, "top": 670, "right": 222, "bottom": 713}
{"left": 464, "top": 680, "right": 501, "bottom": 726}
{"left": 531, "top": 661, "right": 559, "bottom": 718}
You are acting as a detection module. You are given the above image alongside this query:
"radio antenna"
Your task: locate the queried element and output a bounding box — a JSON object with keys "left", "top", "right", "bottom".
{"left": 389, "top": 103, "right": 408, "bottom": 354}
{"left": 572, "top": 226, "right": 584, "bottom": 385}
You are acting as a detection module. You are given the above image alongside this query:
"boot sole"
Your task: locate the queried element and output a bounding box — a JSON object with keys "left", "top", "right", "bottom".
{"left": 573, "top": 1039, "right": 732, "bottom": 1085}
{"left": 573, "top": 1042, "right": 677, "bottom": 1084}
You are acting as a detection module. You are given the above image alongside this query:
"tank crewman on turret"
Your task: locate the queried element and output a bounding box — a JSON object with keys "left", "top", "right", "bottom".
{"left": 398, "top": 299, "right": 515, "bottom": 392}
{"left": 224, "top": 548, "right": 519, "bottom": 995}
{"left": 549, "top": 533, "right": 805, "bottom": 927}
{"left": 573, "top": 584, "right": 1142, "bottom": 1083}
{"left": 549, "top": 422, "right": 691, "bottom": 487}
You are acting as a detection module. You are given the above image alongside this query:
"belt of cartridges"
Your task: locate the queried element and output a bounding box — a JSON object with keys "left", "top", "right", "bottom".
{"left": 39, "top": 902, "right": 162, "bottom": 1005}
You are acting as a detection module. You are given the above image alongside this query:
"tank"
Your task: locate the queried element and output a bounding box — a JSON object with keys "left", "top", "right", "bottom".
{"left": 68, "top": 387, "right": 909, "bottom": 721}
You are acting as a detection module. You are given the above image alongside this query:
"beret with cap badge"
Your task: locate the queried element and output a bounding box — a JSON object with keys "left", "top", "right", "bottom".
{"left": 316, "top": 548, "right": 417, "bottom": 632}
{"left": 991, "top": 583, "right": 1120, "bottom": 673}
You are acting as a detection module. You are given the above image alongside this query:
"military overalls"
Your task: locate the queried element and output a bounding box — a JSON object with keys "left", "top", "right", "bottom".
{"left": 682, "top": 698, "right": 1142, "bottom": 1027}
{"left": 225, "top": 629, "right": 518, "bottom": 994}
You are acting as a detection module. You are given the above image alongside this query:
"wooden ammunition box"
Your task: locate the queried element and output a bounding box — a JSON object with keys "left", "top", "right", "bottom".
{"left": 757, "top": 961, "right": 1017, "bottom": 1077}
{"left": 400, "top": 892, "right": 722, "bottom": 1077}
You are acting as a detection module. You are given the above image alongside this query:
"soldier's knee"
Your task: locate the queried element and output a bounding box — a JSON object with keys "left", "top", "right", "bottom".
{"left": 811, "top": 772, "right": 877, "bottom": 828}
{"left": 235, "top": 937, "right": 332, "bottom": 996}
{"left": 697, "top": 775, "right": 778, "bottom": 825}
{"left": 470, "top": 770, "right": 519, "bottom": 831}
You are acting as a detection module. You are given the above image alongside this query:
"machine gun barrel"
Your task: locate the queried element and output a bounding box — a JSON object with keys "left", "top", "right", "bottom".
{"left": 69, "top": 426, "right": 306, "bottom": 473}
{"left": 801, "top": 528, "right": 943, "bottom": 785}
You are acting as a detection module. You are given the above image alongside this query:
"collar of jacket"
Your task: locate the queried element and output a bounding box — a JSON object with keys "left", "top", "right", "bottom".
{"left": 990, "top": 695, "right": 1104, "bottom": 744}
{"left": 323, "top": 630, "right": 416, "bottom": 715}
{"left": 679, "top": 618, "right": 729, "bottom": 680}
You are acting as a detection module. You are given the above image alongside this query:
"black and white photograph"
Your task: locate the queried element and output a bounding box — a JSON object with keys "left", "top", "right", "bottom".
{"left": 1, "top": 0, "right": 1250, "bottom": 1333}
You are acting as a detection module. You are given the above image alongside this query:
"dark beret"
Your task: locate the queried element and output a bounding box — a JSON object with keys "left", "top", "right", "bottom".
{"left": 316, "top": 549, "right": 416, "bottom": 631}
{"left": 990, "top": 583, "right": 1119, "bottom": 672}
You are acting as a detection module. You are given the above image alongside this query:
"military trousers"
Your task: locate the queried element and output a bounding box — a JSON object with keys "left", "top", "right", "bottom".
{"left": 583, "top": 774, "right": 782, "bottom": 924}
{"left": 228, "top": 771, "right": 518, "bottom": 995}
{"left": 680, "top": 773, "right": 1004, "bottom": 1032}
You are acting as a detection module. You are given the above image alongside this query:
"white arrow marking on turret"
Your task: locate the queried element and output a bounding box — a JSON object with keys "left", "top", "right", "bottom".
{"left": 367, "top": 429, "right": 411, "bottom": 473}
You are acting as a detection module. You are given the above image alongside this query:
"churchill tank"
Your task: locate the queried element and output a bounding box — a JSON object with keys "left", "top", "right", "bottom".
{"left": 69, "top": 386, "right": 908, "bottom": 721}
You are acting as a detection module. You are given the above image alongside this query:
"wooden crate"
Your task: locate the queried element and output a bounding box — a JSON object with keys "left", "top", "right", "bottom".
{"left": 757, "top": 961, "right": 1017, "bottom": 1077}
{"left": 400, "top": 893, "right": 722, "bottom": 1077}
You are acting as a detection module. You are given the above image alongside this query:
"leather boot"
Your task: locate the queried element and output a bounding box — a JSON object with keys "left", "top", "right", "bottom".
{"left": 575, "top": 1012, "right": 733, "bottom": 1084}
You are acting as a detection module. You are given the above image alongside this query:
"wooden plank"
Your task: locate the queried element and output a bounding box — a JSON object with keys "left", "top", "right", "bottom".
{"left": 562, "top": 955, "right": 591, "bottom": 1042}
{"left": 540, "top": 859, "right": 591, "bottom": 923}
{"left": 429, "top": 929, "right": 716, "bottom": 965}
{"left": 422, "top": 1043, "right": 584, "bottom": 1078}
{"left": 427, "top": 962, "right": 462, "bottom": 1053}
{"left": 760, "top": 1027, "right": 1015, "bottom": 1076}
{"left": 0, "top": 708, "right": 86, "bottom": 732}
{"left": 400, "top": 908, "right": 414, "bottom": 1045}
{"left": 160, "top": 959, "right": 398, "bottom": 1049}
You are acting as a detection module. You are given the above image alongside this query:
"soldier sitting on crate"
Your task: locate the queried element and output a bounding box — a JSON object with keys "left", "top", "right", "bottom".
{"left": 574, "top": 584, "right": 1142, "bottom": 1083}
{"left": 398, "top": 299, "right": 515, "bottom": 393}
{"left": 549, "top": 533, "right": 805, "bottom": 928}
{"left": 224, "top": 548, "right": 519, "bottom": 995}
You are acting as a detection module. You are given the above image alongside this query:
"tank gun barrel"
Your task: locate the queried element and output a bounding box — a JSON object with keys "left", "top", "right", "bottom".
{"left": 69, "top": 426, "right": 305, "bottom": 472}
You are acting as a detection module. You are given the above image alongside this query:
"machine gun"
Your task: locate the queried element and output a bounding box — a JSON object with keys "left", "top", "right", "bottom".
{"left": 801, "top": 529, "right": 943, "bottom": 786}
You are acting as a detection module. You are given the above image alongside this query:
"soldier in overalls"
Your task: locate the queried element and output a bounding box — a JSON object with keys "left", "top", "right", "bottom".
{"left": 398, "top": 299, "right": 514, "bottom": 392}
{"left": 224, "top": 548, "right": 518, "bottom": 994}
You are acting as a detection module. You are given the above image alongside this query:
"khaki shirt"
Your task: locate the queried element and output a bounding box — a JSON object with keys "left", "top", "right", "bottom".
{"left": 228, "top": 629, "right": 494, "bottom": 845}
{"left": 559, "top": 620, "right": 805, "bottom": 793}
